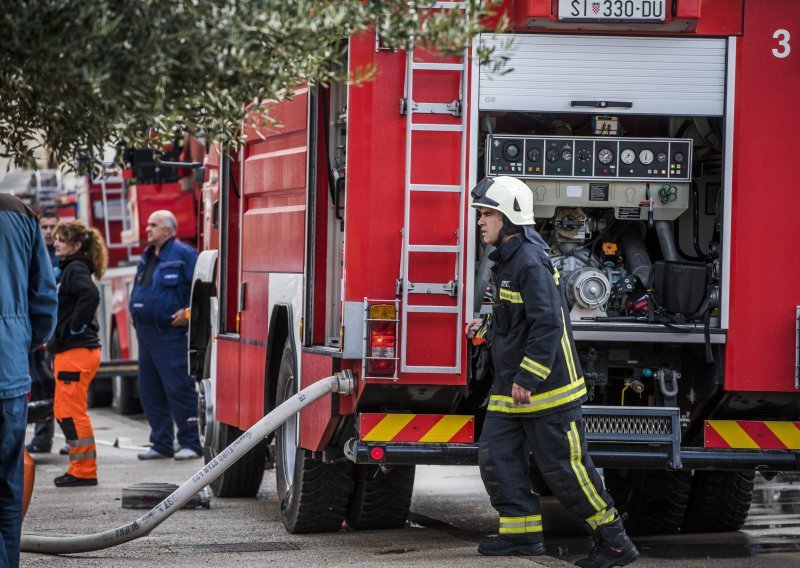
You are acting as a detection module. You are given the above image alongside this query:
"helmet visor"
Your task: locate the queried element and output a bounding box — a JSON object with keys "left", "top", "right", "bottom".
{"left": 471, "top": 178, "right": 499, "bottom": 207}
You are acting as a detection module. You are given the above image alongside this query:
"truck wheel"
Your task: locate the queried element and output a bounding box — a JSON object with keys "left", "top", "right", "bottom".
{"left": 87, "top": 377, "right": 112, "bottom": 408}
{"left": 275, "top": 339, "right": 353, "bottom": 533}
{"left": 346, "top": 465, "right": 415, "bottom": 530}
{"left": 681, "top": 470, "right": 755, "bottom": 533}
{"left": 110, "top": 328, "right": 142, "bottom": 415}
{"left": 199, "top": 341, "right": 267, "bottom": 498}
{"left": 604, "top": 468, "right": 692, "bottom": 535}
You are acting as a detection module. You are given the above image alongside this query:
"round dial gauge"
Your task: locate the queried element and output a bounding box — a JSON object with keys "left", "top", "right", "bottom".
{"left": 546, "top": 149, "right": 560, "bottom": 162}
{"left": 674, "top": 151, "right": 686, "bottom": 164}
{"left": 621, "top": 149, "right": 636, "bottom": 165}
{"left": 656, "top": 152, "right": 668, "bottom": 164}
{"left": 638, "top": 149, "right": 654, "bottom": 165}
{"left": 598, "top": 148, "right": 614, "bottom": 165}
{"left": 576, "top": 149, "right": 591, "bottom": 162}
{"left": 561, "top": 149, "right": 573, "bottom": 161}
{"left": 503, "top": 143, "right": 520, "bottom": 161}
{"left": 527, "top": 147, "right": 541, "bottom": 162}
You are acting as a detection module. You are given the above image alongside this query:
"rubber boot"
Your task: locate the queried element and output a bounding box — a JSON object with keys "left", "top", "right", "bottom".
{"left": 575, "top": 517, "right": 639, "bottom": 568}
{"left": 478, "top": 535, "right": 545, "bottom": 556}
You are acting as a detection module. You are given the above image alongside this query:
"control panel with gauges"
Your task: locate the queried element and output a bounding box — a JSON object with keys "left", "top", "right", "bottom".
{"left": 487, "top": 135, "right": 692, "bottom": 182}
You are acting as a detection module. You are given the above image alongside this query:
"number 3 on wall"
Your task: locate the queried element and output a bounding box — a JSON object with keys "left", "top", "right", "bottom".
{"left": 773, "top": 29, "right": 791, "bottom": 59}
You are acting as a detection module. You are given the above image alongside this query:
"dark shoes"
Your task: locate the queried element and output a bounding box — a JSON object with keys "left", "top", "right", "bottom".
{"left": 25, "top": 442, "right": 52, "bottom": 454}
{"left": 575, "top": 517, "right": 639, "bottom": 568}
{"left": 478, "top": 536, "right": 546, "bottom": 556}
{"left": 54, "top": 473, "right": 98, "bottom": 488}
{"left": 59, "top": 445, "right": 70, "bottom": 455}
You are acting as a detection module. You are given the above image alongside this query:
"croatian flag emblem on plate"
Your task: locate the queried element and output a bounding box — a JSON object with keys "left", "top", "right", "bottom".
{"left": 592, "top": 2, "right": 600, "bottom": 14}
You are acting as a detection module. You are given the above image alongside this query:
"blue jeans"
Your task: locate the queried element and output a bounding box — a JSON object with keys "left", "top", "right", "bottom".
{"left": 0, "top": 394, "right": 27, "bottom": 568}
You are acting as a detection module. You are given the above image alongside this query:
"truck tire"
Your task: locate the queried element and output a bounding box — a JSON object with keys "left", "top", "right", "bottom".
{"left": 110, "top": 328, "right": 142, "bottom": 415}
{"left": 604, "top": 468, "right": 692, "bottom": 535}
{"left": 87, "top": 377, "right": 112, "bottom": 409}
{"left": 346, "top": 465, "right": 415, "bottom": 530}
{"left": 681, "top": 470, "right": 755, "bottom": 533}
{"left": 199, "top": 341, "right": 267, "bottom": 498}
{"left": 275, "top": 339, "right": 353, "bottom": 533}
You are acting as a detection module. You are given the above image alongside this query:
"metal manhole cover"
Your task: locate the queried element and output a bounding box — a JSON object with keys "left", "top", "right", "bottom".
{"left": 171, "top": 542, "right": 298, "bottom": 554}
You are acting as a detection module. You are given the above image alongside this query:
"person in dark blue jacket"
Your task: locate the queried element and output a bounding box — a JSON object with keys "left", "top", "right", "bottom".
{"left": 26, "top": 210, "right": 61, "bottom": 455}
{"left": 0, "top": 194, "right": 57, "bottom": 567}
{"left": 129, "top": 210, "right": 201, "bottom": 460}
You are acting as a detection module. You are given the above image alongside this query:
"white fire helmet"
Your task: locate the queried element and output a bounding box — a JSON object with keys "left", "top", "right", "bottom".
{"left": 470, "top": 176, "right": 535, "bottom": 226}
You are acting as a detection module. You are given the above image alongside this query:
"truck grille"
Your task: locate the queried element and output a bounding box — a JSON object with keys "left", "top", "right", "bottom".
{"left": 584, "top": 413, "right": 673, "bottom": 436}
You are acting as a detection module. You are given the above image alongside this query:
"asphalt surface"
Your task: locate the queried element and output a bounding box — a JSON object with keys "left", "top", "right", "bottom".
{"left": 20, "top": 409, "right": 800, "bottom": 567}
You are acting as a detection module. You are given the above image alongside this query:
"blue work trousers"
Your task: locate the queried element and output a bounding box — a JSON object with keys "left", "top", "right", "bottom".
{"left": 136, "top": 329, "right": 200, "bottom": 456}
{"left": 0, "top": 394, "right": 27, "bottom": 568}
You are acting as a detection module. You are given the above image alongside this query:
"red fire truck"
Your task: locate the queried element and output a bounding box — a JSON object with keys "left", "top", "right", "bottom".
{"left": 88, "top": 139, "right": 204, "bottom": 413}
{"left": 188, "top": 0, "right": 800, "bottom": 536}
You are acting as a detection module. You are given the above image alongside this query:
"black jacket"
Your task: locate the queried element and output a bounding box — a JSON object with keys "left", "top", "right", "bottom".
{"left": 487, "top": 230, "right": 587, "bottom": 416}
{"left": 47, "top": 255, "right": 100, "bottom": 354}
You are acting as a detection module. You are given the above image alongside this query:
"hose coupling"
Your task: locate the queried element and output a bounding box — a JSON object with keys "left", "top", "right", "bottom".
{"left": 335, "top": 369, "right": 355, "bottom": 395}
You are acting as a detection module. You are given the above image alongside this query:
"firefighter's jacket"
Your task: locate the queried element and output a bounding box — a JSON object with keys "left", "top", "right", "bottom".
{"left": 129, "top": 237, "right": 197, "bottom": 333}
{"left": 487, "top": 230, "right": 587, "bottom": 417}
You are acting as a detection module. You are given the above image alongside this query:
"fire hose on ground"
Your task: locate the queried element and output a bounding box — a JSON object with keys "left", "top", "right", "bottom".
{"left": 21, "top": 370, "right": 355, "bottom": 555}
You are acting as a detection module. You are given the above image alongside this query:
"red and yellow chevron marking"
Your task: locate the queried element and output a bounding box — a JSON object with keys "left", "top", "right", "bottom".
{"left": 705, "top": 420, "right": 800, "bottom": 450}
{"left": 359, "top": 414, "right": 474, "bottom": 443}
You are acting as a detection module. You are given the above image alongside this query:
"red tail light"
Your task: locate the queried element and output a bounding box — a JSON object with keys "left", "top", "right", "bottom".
{"left": 366, "top": 304, "right": 397, "bottom": 377}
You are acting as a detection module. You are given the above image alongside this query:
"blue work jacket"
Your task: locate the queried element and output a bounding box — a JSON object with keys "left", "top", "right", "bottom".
{"left": 0, "top": 195, "right": 58, "bottom": 397}
{"left": 129, "top": 237, "right": 197, "bottom": 333}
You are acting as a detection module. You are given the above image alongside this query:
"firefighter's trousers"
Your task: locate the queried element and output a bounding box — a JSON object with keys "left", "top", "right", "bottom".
{"left": 478, "top": 407, "right": 616, "bottom": 541}
{"left": 54, "top": 348, "right": 101, "bottom": 479}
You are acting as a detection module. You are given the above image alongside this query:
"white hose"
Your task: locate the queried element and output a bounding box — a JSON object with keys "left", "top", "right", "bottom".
{"left": 21, "top": 370, "right": 354, "bottom": 555}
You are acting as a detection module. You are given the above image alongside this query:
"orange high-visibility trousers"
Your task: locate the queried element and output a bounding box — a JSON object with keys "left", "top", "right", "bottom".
{"left": 53, "top": 348, "right": 101, "bottom": 479}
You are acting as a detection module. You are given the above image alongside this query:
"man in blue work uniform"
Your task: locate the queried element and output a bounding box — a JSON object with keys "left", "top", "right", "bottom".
{"left": 130, "top": 210, "right": 201, "bottom": 460}
{"left": 465, "top": 177, "right": 637, "bottom": 568}
{"left": 0, "top": 194, "right": 57, "bottom": 567}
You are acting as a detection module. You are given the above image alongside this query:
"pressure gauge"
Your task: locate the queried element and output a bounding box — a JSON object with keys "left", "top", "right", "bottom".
{"left": 621, "top": 149, "right": 636, "bottom": 165}
{"left": 546, "top": 148, "right": 560, "bottom": 162}
{"left": 503, "top": 143, "right": 520, "bottom": 161}
{"left": 674, "top": 151, "right": 686, "bottom": 164}
{"left": 598, "top": 148, "right": 614, "bottom": 165}
{"left": 656, "top": 152, "right": 668, "bottom": 164}
{"left": 527, "top": 147, "right": 541, "bottom": 162}
{"left": 576, "top": 149, "right": 591, "bottom": 162}
{"left": 638, "top": 149, "right": 654, "bottom": 165}
{"left": 561, "top": 149, "right": 573, "bottom": 161}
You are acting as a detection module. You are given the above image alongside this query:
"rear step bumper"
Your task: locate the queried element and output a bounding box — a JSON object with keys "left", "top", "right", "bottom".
{"left": 343, "top": 439, "right": 800, "bottom": 471}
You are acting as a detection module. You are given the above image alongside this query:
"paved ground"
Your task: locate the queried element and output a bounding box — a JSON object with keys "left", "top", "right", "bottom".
{"left": 19, "top": 409, "right": 800, "bottom": 567}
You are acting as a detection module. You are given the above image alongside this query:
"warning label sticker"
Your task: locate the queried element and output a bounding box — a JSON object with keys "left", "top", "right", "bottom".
{"left": 589, "top": 183, "right": 609, "bottom": 201}
{"left": 618, "top": 207, "right": 642, "bottom": 219}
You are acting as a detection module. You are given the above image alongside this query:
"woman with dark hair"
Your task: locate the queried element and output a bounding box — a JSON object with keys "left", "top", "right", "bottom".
{"left": 47, "top": 220, "right": 108, "bottom": 487}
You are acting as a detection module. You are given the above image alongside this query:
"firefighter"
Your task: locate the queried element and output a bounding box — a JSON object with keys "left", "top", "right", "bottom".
{"left": 48, "top": 221, "right": 108, "bottom": 487}
{"left": 465, "top": 176, "right": 638, "bottom": 567}
{"left": 129, "top": 210, "right": 201, "bottom": 460}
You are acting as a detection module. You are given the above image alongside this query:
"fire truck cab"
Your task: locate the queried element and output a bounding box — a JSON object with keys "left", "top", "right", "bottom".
{"left": 190, "top": 0, "right": 800, "bottom": 536}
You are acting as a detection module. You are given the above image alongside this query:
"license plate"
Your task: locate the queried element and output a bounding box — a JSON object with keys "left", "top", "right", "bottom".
{"left": 558, "top": 0, "right": 667, "bottom": 22}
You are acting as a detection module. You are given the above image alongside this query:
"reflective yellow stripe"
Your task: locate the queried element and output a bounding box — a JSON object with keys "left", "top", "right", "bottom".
{"left": 567, "top": 422, "right": 606, "bottom": 512}
{"left": 585, "top": 508, "right": 617, "bottom": 530}
{"left": 419, "top": 415, "right": 472, "bottom": 443}
{"left": 712, "top": 421, "right": 761, "bottom": 450}
{"left": 362, "top": 414, "right": 415, "bottom": 442}
{"left": 765, "top": 422, "right": 800, "bottom": 449}
{"left": 560, "top": 308, "right": 578, "bottom": 383}
{"left": 488, "top": 380, "right": 587, "bottom": 414}
{"left": 553, "top": 267, "right": 560, "bottom": 286}
{"left": 520, "top": 356, "right": 550, "bottom": 380}
{"left": 499, "top": 289, "right": 523, "bottom": 303}
{"left": 499, "top": 515, "right": 543, "bottom": 534}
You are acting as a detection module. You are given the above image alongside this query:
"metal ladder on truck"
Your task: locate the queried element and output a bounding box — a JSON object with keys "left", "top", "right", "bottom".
{"left": 399, "top": 15, "right": 469, "bottom": 374}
